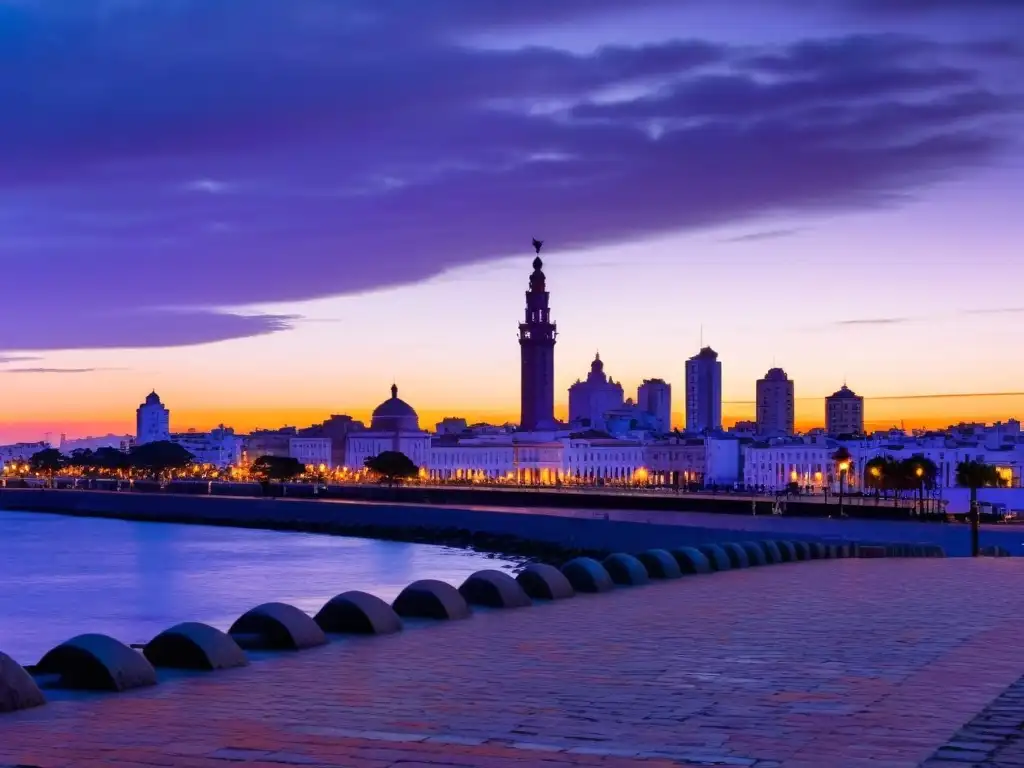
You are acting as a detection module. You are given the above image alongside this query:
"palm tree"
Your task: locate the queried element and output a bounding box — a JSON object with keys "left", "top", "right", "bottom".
{"left": 956, "top": 460, "right": 1002, "bottom": 557}
{"left": 832, "top": 447, "right": 853, "bottom": 516}
{"left": 864, "top": 456, "right": 887, "bottom": 504}
{"left": 903, "top": 456, "right": 938, "bottom": 515}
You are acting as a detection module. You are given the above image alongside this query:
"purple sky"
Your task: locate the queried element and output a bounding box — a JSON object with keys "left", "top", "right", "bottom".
{"left": 0, "top": 0, "right": 1022, "bottom": 439}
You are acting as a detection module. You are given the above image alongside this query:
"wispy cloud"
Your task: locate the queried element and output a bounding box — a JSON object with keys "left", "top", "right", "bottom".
{"left": 962, "top": 307, "right": 1024, "bottom": 316}
{"left": 720, "top": 228, "right": 804, "bottom": 243}
{"left": 833, "top": 317, "right": 912, "bottom": 326}
{"left": 724, "top": 390, "right": 1024, "bottom": 404}
{"left": 180, "top": 179, "right": 234, "bottom": 194}
{"left": 0, "top": 367, "right": 124, "bottom": 374}
{"left": 0, "top": 355, "right": 42, "bottom": 364}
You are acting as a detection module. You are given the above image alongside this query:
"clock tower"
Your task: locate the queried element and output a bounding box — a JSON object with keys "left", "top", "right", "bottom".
{"left": 519, "top": 255, "right": 557, "bottom": 431}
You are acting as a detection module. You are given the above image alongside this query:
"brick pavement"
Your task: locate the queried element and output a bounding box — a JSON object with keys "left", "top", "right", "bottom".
{"left": 1, "top": 559, "right": 1023, "bottom": 768}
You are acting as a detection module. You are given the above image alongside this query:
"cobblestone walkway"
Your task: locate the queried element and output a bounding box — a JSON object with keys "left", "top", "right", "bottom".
{"left": 922, "top": 675, "right": 1024, "bottom": 767}
{"left": 1, "top": 559, "right": 1022, "bottom": 767}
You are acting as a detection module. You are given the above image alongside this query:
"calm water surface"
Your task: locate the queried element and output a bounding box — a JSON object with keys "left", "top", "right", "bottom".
{"left": 0, "top": 510, "right": 519, "bottom": 664}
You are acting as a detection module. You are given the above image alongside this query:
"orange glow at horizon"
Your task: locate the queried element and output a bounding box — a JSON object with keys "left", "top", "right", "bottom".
{"left": 3, "top": 392, "right": 1021, "bottom": 443}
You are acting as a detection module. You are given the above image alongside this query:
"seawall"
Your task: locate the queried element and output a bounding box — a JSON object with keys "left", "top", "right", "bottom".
{"left": 1, "top": 487, "right": 1019, "bottom": 556}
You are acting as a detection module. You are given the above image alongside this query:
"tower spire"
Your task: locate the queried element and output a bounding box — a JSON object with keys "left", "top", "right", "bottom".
{"left": 519, "top": 243, "right": 557, "bottom": 431}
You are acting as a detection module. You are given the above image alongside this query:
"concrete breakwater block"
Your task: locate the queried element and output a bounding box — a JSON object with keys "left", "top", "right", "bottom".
{"left": 316, "top": 591, "right": 403, "bottom": 634}
{"left": 809, "top": 542, "right": 827, "bottom": 559}
{"left": 757, "top": 540, "right": 784, "bottom": 564}
{"left": 1, "top": 652, "right": 46, "bottom": 713}
{"left": 36, "top": 634, "right": 157, "bottom": 692}
{"left": 144, "top": 622, "right": 248, "bottom": 671}
{"left": 637, "top": 549, "right": 683, "bottom": 579}
{"left": 697, "top": 544, "right": 732, "bottom": 572}
{"left": 459, "top": 570, "right": 532, "bottom": 609}
{"left": 924, "top": 545, "right": 946, "bottom": 557}
{"left": 858, "top": 545, "right": 888, "bottom": 558}
{"left": 602, "top": 553, "right": 650, "bottom": 586}
{"left": 721, "top": 542, "right": 751, "bottom": 569}
{"left": 561, "top": 557, "right": 615, "bottom": 593}
{"left": 671, "top": 547, "right": 712, "bottom": 575}
{"left": 775, "top": 541, "right": 798, "bottom": 562}
{"left": 791, "top": 541, "right": 812, "bottom": 561}
{"left": 516, "top": 563, "right": 575, "bottom": 600}
{"left": 393, "top": 579, "right": 471, "bottom": 620}
{"left": 229, "top": 603, "right": 327, "bottom": 650}
{"left": 738, "top": 541, "right": 768, "bottom": 566}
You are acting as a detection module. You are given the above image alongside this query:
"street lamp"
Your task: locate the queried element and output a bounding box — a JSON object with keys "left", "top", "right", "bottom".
{"left": 838, "top": 460, "right": 850, "bottom": 518}
{"left": 915, "top": 465, "right": 924, "bottom": 515}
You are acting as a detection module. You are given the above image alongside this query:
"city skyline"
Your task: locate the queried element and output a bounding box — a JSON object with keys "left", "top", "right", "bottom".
{"left": 1, "top": 1, "right": 1022, "bottom": 442}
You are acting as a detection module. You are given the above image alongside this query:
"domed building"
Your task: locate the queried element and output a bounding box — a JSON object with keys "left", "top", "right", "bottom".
{"left": 568, "top": 354, "right": 625, "bottom": 430}
{"left": 135, "top": 390, "right": 170, "bottom": 445}
{"left": 345, "top": 384, "right": 430, "bottom": 471}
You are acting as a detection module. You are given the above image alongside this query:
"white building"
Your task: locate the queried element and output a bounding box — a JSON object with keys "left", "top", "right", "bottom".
{"left": 59, "top": 434, "right": 133, "bottom": 454}
{"left": 136, "top": 391, "right": 170, "bottom": 445}
{"left": 289, "top": 437, "right": 333, "bottom": 468}
{"left": 744, "top": 435, "right": 840, "bottom": 492}
{"left": 0, "top": 441, "right": 49, "bottom": 464}
{"left": 568, "top": 354, "right": 624, "bottom": 429}
{"left": 756, "top": 368, "right": 795, "bottom": 437}
{"left": 644, "top": 435, "right": 742, "bottom": 487}
{"left": 826, "top": 384, "right": 865, "bottom": 437}
{"left": 345, "top": 384, "right": 431, "bottom": 471}
{"left": 172, "top": 426, "right": 243, "bottom": 468}
{"left": 685, "top": 346, "right": 722, "bottom": 433}
{"left": 637, "top": 378, "right": 672, "bottom": 434}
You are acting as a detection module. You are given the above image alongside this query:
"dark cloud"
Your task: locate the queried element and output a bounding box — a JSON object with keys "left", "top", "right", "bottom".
{"left": 0, "top": 0, "right": 1020, "bottom": 351}
{"left": 0, "top": 368, "right": 120, "bottom": 375}
{"left": 0, "top": 355, "right": 42, "bottom": 364}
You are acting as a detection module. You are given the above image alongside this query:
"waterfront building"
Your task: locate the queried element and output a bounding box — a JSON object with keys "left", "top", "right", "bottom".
{"left": 172, "top": 426, "right": 243, "bottom": 468}
{"left": 756, "top": 368, "right": 795, "bottom": 437}
{"left": 743, "top": 435, "right": 840, "bottom": 492}
{"left": 728, "top": 420, "right": 757, "bottom": 437}
{"left": 59, "top": 434, "right": 132, "bottom": 454}
{"left": 289, "top": 437, "right": 333, "bottom": 469}
{"left": 435, "top": 417, "right": 469, "bottom": 435}
{"left": 519, "top": 256, "right": 558, "bottom": 431}
{"left": 826, "top": 384, "right": 865, "bottom": 436}
{"left": 637, "top": 378, "right": 672, "bottom": 433}
{"left": 345, "top": 384, "right": 431, "bottom": 471}
{"left": 243, "top": 427, "right": 296, "bottom": 464}
{"left": 685, "top": 347, "right": 722, "bottom": 433}
{"left": 644, "top": 435, "right": 741, "bottom": 488}
{"left": 298, "top": 414, "right": 364, "bottom": 468}
{"left": 135, "top": 391, "right": 170, "bottom": 445}
{"left": 0, "top": 441, "right": 49, "bottom": 463}
{"left": 568, "top": 354, "right": 624, "bottom": 429}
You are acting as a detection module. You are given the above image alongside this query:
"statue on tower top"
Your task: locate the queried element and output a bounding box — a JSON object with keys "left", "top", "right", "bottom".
{"left": 532, "top": 237, "right": 544, "bottom": 254}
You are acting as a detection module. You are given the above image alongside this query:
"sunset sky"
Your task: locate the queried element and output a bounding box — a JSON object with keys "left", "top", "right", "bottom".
{"left": 1, "top": 0, "right": 1022, "bottom": 443}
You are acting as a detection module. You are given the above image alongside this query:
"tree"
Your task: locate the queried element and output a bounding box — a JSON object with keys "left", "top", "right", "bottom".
{"left": 129, "top": 441, "right": 194, "bottom": 479}
{"left": 956, "top": 460, "right": 1003, "bottom": 557}
{"left": 29, "top": 448, "right": 64, "bottom": 481}
{"left": 831, "top": 447, "right": 853, "bottom": 515}
{"left": 364, "top": 451, "right": 419, "bottom": 486}
{"left": 94, "top": 446, "right": 131, "bottom": 473}
{"left": 250, "top": 455, "right": 304, "bottom": 483}
{"left": 900, "top": 455, "right": 938, "bottom": 514}
{"left": 864, "top": 456, "right": 888, "bottom": 503}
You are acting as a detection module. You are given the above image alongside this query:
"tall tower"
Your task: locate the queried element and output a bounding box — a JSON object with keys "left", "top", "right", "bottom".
{"left": 519, "top": 255, "right": 557, "bottom": 431}
{"left": 685, "top": 347, "right": 722, "bottom": 433}
{"left": 136, "top": 391, "right": 171, "bottom": 445}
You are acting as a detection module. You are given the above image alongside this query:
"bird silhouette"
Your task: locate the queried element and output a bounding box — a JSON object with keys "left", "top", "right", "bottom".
{"left": 532, "top": 238, "right": 544, "bottom": 254}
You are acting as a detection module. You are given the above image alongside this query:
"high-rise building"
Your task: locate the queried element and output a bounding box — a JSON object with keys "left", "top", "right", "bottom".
{"left": 568, "top": 354, "right": 624, "bottom": 429}
{"left": 519, "top": 256, "right": 557, "bottom": 431}
{"left": 825, "top": 384, "right": 864, "bottom": 436}
{"left": 135, "top": 391, "right": 170, "bottom": 445}
{"left": 756, "top": 368, "right": 795, "bottom": 437}
{"left": 637, "top": 378, "right": 672, "bottom": 433}
{"left": 685, "top": 347, "right": 722, "bottom": 433}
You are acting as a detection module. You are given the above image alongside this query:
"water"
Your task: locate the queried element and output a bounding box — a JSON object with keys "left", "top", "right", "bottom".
{"left": 0, "top": 510, "right": 519, "bottom": 665}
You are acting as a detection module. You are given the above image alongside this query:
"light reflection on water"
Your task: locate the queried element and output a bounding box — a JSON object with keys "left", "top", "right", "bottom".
{"left": 0, "top": 510, "right": 519, "bottom": 665}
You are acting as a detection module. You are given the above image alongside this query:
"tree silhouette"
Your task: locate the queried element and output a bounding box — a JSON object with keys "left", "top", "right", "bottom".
{"left": 29, "top": 448, "right": 64, "bottom": 479}
{"left": 129, "top": 441, "right": 194, "bottom": 479}
{"left": 251, "top": 455, "right": 303, "bottom": 483}
{"left": 364, "top": 451, "right": 419, "bottom": 486}
{"left": 956, "top": 459, "right": 1003, "bottom": 557}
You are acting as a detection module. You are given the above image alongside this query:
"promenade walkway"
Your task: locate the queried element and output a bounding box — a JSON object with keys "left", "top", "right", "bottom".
{"left": 2, "top": 558, "right": 1023, "bottom": 767}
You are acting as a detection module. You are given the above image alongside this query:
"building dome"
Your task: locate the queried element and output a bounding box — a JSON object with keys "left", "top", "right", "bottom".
{"left": 370, "top": 384, "right": 419, "bottom": 431}
{"left": 143, "top": 391, "right": 162, "bottom": 406}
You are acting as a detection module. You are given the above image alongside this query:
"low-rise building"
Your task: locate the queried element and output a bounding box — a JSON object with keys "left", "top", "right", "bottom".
{"left": 172, "top": 426, "right": 243, "bottom": 468}
{"left": 289, "top": 437, "right": 332, "bottom": 469}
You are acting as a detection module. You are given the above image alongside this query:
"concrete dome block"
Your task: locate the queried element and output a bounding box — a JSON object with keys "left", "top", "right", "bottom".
{"left": 229, "top": 602, "right": 327, "bottom": 650}
{"left": 459, "top": 570, "right": 532, "bottom": 609}
{"left": 561, "top": 557, "right": 615, "bottom": 593}
{"left": 775, "top": 541, "right": 798, "bottom": 562}
{"left": 738, "top": 541, "right": 768, "bottom": 566}
{"left": 315, "top": 591, "right": 403, "bottom": 634}
{"left": 721, "top": 542, "right": 751, "bottom": 569}
{"left": 144, "top": 622, "right": 248, "bottom": 671}
{"left": 809, "top": 542, "right": 828, "bottom": 559}
{"left": 601, "top": 553, "right": 651, "bottom": 586}
{"left": 392, "top": 579, "right": 471, "bottom": 620}
{"left": 671, "top": 547, "right": 713, "bottom": 575}
{"left": 637, "top": 549, "right": 683, "bottom": 579}
{"left": 516, "top": 563, "right": 575, "bottom": 600}
{"left": 791, "top": 541, "right": 812, "bottom": 561}
{"left": 757, "top": 540, "right": 784, "bottom": 564}
{"left": 0, "top": 652, "right": 46, "bottom": 713}
{"left": 697, "top": 544, "right": 732, "bottom": 572}
{"left": 36, "top": 634, "right": 157, "bottom": 692}
{"left": 925, "top": 545, "right": 946, "bottom": 558}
